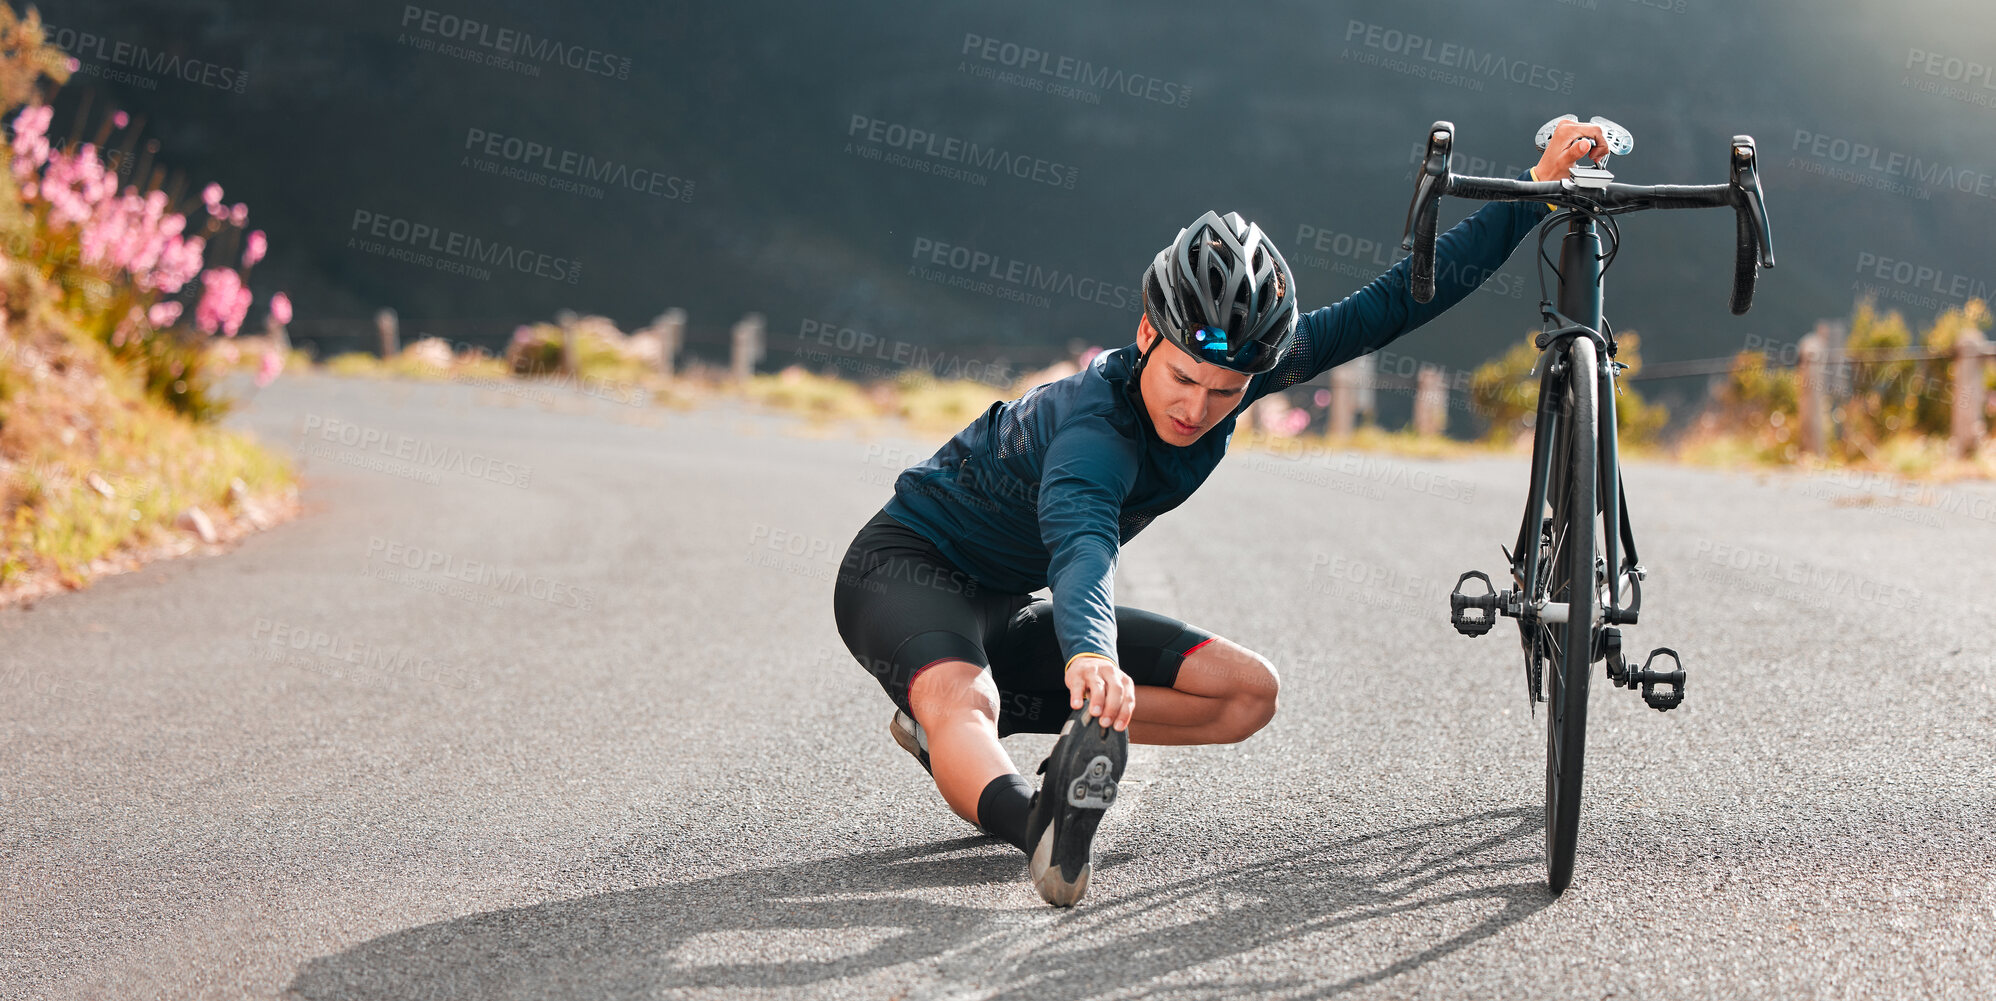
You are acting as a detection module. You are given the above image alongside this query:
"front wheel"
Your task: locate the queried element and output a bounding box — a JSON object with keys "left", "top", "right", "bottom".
{"left": 1544, "top": 336, "right": 1599, "bottom": 896}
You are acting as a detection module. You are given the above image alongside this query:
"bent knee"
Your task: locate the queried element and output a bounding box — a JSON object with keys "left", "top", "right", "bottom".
{"left": 1222, "top": 652, "right": 1279, "bottom": 742}
{"left": 1214, "top": 642, "right": 1278, "bottom": 704}
{"left": 909, "top": 661, "right": 1002, "bottom": 727}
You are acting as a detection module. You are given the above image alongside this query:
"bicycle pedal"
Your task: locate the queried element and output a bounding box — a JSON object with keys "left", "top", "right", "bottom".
{"left": 1449, "top": 571, "right": 1498, "bottom": 637}
{"left": 1635, "top": 647, "right": 1686, "bottom": 712}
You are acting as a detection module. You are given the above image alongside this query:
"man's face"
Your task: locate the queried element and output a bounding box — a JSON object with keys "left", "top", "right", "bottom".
{"left": 1136, "top": 316, "right": 1251, "bottom": 447}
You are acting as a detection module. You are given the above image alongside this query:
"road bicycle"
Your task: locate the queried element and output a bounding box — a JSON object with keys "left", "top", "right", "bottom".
{"left": 1399, "top": 115, "right": 1775, "bottom": 895}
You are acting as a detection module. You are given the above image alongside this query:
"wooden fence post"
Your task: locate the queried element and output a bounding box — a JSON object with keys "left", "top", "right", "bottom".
{"left": 374, "top": 308, "right": 399, "bottom": 358}
{"left": 1351, "top": 353, "right": 1377, "bottom": 425}
{"left": 1818, "top": 319, "right": 1850, "bottom": 399}
{"left": 555, "top": 309, "right": 578, "bottom": 376}
{"left": 1329, "top": 363, "right": 1357, "bottom": 438}
{"left": 1797, "top": 329, "right": 1828, "bottom": 456}
{"left": 654, "top": 308, "right": 685, "bottom": 377}
{"left": 1953, "top": 328, "right": 1990, "bottom": 458}
{"left": 1413, "top": 365, "right": 1447, "bottom": 437}
{"left": 731, "top": 313, "right": 765, "bottom": 382}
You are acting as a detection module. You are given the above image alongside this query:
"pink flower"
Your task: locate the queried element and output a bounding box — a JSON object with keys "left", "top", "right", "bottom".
{"left": 242, "top": 230, "right": 266, "bottom": 268}
{"left": 12, "top": 103, "right": 51, "bottom": 143}
{"left": 12, "top": 132, "right": 230, "bottom": 304}
{"left": 12, "top": 106, "right": 53, "bottom": 182}
{"left": 255, "top": 349, "right": 284, "bottom": 387}
{"left": 155, "top": 234, "right": 204, "bottom": 293}
{"left": 229, "top": 202, "right": 247, "bottom": 227}
{"left": 202, "top": 182, "right": 223, "bottom": 208}
{"left": 151, "top": 235, "right": 204, "bottom": 294}
{"left": 65, "top": 57, "right": 78, "bottom": 72}
{"left": 231, "top": 283, "right": 254, "bottom": 336}
{"left": 149, "top": 300, "right": 183, "bottom": 327}
{"left": 193, "top": 267, "right": 250, "bottom": 336}
{"left": 268, "top": 291, "right": 292, "bottom": 325}
{"left": 112, "top": 110, "right": 129, "bottom": 129}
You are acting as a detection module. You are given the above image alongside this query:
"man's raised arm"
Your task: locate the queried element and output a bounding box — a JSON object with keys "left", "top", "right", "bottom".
{"left": 1253, "top": 120, "right": 1616, "bottom": 395}
{"left": 1271, "top": 177, "right": 1549, "bottom": 391}
{"left": 1037, "top": 414, "right": 1141, "bottom": 729}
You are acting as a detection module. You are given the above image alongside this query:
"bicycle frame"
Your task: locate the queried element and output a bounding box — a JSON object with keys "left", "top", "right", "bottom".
{"left": 1509, "top": 214, "right": 1638, "bottom": 640}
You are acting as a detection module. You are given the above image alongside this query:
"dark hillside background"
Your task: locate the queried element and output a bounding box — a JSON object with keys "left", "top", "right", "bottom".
{"left": 33, "top": 0, "right": 1996, "bottom": 423}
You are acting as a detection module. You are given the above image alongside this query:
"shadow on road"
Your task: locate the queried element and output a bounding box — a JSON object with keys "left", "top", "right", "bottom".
{"left": 284, "top": 807, "right": 1547, "bottom": 999}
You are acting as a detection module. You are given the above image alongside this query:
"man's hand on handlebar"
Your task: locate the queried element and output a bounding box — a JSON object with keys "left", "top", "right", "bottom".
{"left": 1404, "top": 119, "right": 1771, "bottom": 313}
{"left": 1066, "top": 654, "right": 1135, "bottom": 731}
{"left": 1534, "top": 119, "right": 1612, "bottom": 182}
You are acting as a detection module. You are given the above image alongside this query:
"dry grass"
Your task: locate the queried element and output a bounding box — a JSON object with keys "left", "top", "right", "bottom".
{"left": 738, "top": 366, "right": 880, "bottom": 422}
{"left": 1, "top": 309, "right": 296, "bottom": 598}
{"left": 1675, "top": 429, "right": 1996, "bottom": 481}
{"left": 306, "top": 343, "right": 1994, "bottom": 482}
{"left": 1233, "top": 423, "right": 1498, "bottom": 462}
{"left": 316, "top": 347, "right": 511, "bottom": 383}
{"left": 888, "top": 372, "right": 1007, "bottom": 432}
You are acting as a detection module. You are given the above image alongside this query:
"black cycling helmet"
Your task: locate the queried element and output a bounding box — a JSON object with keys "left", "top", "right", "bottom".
{"left": 1140, "top": 210, "right": 1298, "bottom": 375}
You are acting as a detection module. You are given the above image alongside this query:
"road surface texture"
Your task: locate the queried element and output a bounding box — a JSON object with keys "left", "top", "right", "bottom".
{"left": 3, "top": 373, "right": 1991, "bottom": 1000}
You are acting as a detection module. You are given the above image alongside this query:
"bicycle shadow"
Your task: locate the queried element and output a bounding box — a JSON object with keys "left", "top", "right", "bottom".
{"left": 984, "top": 805, "right": 1549, "bottom": 1000}
{"left": 283, "top": 806, "right": 1546, "bottom": 1000}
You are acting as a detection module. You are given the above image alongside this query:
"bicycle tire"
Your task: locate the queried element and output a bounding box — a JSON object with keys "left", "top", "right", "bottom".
{"left": 1544, "top": 336, "right": 1599, "bottom": 896}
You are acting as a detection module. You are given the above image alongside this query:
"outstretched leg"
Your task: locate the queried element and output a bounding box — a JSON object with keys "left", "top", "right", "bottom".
{"left": 909, "top": 657, "right": 1128, "bottom": 907}
{"left": 907, "top": 660, "right": 1017, "bottom": 828}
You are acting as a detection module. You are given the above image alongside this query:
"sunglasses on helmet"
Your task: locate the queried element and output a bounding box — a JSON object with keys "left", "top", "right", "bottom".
{"left": 1188, "top": 324, "right": 1276, "bottom": 373}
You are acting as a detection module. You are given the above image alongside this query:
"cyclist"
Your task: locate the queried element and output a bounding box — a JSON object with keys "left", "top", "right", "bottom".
{"left": 833, "top": 120, "right": 1613, "bottom": 906}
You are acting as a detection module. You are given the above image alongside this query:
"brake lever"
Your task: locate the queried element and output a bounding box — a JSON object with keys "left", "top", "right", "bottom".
{"left": 1400, "top": 122, "right": 1453, "bottom": 251}
{"left": 1401, "top": 122, "right": 1453, "bottom": 303}
{"left": 1729, "top": 136, "right": 1775, "bottom": 268}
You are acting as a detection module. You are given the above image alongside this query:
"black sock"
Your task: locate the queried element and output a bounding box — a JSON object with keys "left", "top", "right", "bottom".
{"left": 976, "top": 774, "right": 1035, "bottom": 854}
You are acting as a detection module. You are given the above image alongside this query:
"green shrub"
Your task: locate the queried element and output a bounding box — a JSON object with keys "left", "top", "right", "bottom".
{"left": 1836, "top": 297, "right": 1989, "bottom": 461}
{"left": 1469, "top": 330, "right": 1667, "bottom": 446}
{"left": 324, "top": 352, "right": 381, "bottom": 377}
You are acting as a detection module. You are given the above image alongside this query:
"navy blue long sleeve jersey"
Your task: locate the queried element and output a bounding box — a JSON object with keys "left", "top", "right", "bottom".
{"left": 882, "top": 186, "right": 1550, "bottom": 671}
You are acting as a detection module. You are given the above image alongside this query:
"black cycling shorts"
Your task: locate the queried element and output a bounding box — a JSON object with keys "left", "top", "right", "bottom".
{"left": 832, "top": 507, "right": 1217, "bottom": 736}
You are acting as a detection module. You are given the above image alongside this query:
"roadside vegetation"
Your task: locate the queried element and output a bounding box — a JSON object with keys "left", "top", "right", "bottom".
{"left": 299, "top": 296, "right": 1995, "bottom": 483}
{"left": 0, "top": 6, "right": 296, "bottom": 602}
{"left": 1678, "top": 297, "right": 1995, "bottom": 478}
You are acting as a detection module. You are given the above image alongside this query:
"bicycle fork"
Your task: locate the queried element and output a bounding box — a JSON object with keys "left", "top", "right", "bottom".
{"left": 1445, "top": 339, "right": 1686, "bottom": 713}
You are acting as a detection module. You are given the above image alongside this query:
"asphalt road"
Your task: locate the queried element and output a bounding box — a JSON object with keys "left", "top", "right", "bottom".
{"left": 3, "top": 373, "right": 1992, "bottom": 1000}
